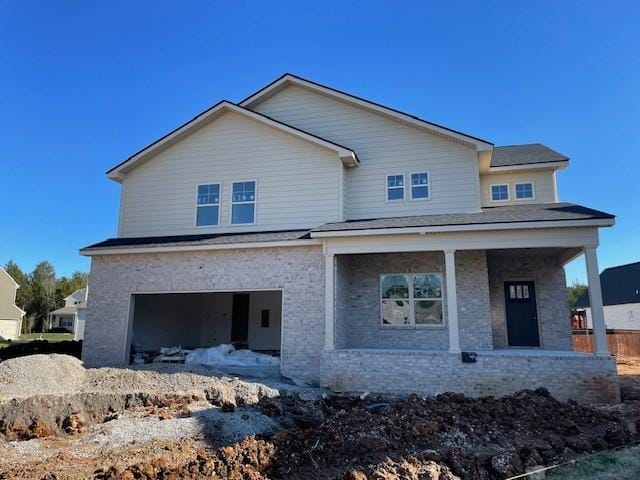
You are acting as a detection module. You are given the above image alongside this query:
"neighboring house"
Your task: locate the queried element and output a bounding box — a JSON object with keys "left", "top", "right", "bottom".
{"left": 574, "top": 261, "right": 640, "bottom": 331}
{"left": 0, "top": 267, "right": 25, "bottom": 341}
{"left": 48, "top": 288, "right": 88, "bottom": 340}
{"left": 80, "top": 74, "right": 618, "bottom": 403}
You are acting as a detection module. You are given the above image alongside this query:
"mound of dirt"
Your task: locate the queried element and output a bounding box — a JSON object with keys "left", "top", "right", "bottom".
{"left": 84, "top": 389, "right": 635, "bottom": 480}
{"left": 0, "top": 354, "right": 86, "bottom": 399}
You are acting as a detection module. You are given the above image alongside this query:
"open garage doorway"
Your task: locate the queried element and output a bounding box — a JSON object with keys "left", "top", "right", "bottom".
{"left": 126, "top": 290, "right": 282, "bottom": 365}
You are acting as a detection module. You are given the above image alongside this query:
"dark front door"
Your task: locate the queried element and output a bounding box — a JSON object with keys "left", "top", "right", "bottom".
{"left": 504, "top": 281, "right": 540, "bottom": 347}
{"left": 231, "top": 293, "right": 250, "bottom": 344}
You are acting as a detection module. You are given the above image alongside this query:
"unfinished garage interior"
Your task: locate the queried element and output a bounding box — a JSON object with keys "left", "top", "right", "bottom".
{"left": 125, "top": 290, "right": 282, "bottom": 363}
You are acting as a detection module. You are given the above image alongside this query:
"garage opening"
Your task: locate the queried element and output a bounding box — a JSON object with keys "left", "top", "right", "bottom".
{"left": 126, "top": 290, "right": 282, "bottom": 366}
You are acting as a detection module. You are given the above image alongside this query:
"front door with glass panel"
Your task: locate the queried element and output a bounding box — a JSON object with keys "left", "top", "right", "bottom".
{"left": 504, "top": 281, "right": 540, "bottom": 347}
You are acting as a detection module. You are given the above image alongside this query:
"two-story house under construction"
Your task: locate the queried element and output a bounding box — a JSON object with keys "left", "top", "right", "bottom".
{"left": 81, "top": 74, "right": 618, "bottom": 403}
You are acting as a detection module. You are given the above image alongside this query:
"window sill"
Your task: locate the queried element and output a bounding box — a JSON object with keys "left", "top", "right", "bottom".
{"left": 380, "top": 325, "right": 446, "bottom": 330}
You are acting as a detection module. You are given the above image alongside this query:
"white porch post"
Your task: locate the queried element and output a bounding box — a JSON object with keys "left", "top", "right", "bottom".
{"left": 584, "top": 247, "right": 608, "bottom": 355}
{"left": 444, "top": 249, "right": 461, "bottom": 353}
{"left": 324, "top": 252, "right": 335, "bottom": 350}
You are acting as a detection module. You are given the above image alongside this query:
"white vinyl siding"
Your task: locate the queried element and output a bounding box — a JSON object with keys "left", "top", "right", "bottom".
{"left": 252, "top": 85, "right": 481, "bottom": 219}
{"left": 480, "top": 170, "right": 557, "bottom": 206}
{"left": 119, "top": 111, "right": 342, "bottom": 237}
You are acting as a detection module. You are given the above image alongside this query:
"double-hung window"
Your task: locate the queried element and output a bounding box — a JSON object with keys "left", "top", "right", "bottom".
{"left": 514, "top": 182, "right": 534, "bottom": 200}
{"left": 410, "top": 172, "right": 429, "bottom": 199}
{"left": 490, "top": 184, "right": 509, "bottom": 202}
{"left": 231, "top": 180, "right": 256, "bottom": 224}
{"left": 380, "top": 273, "right": 443, "bottom": 327}
{"left": 196, "top": 183, "right": 220, "bottom": 226}
{"left": 386, "top": 174, "right": 405, "bottom": 201}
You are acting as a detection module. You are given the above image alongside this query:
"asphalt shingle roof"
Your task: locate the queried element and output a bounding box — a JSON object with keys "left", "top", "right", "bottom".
{"left": 574, "top": 261, "right": 640, "bottom": 308}
{"left": 312, "top": 203, "right": 613, "bottom": 233}
{"left": 491, "top": 144, "right": 569, "bottom": 168}
{"left": 82, "top": 229, "right": 311, "bottom": 251}
{"left": 82, "top": 203, "right": 613, "bottom": 251}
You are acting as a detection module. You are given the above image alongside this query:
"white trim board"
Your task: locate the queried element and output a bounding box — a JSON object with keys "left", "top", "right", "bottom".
{"left": 311, "top": 218, "right": 614, "bottom": 239}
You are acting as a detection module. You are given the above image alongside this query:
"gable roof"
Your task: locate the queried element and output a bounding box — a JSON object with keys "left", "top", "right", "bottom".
{"left": 240, "top": 73, "right": 494, "bottom": 151}
{"left": 106, "top": 101, "right": 359, "bottom": 182}
{"left": 491, "top": 144, "right": 569, "bottom": 169}
{"left": 574, "top": 261, "right": 640, "bottom": 308}
{"left": 66, "top": 288, "right": 87, "bottom": 301}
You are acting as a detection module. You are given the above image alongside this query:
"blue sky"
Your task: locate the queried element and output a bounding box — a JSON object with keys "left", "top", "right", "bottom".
{"left": 1, "top": 0, "right": 638, "bottom": 283}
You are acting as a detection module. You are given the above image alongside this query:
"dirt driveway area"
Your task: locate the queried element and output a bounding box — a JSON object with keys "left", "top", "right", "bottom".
{"left": 0, "top": 354, "right": 639, "bottom": 479}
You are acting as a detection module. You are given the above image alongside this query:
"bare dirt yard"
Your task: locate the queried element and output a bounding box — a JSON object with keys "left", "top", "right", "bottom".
{"left": 0, "top": 354, "right": 639, "bottom": 480}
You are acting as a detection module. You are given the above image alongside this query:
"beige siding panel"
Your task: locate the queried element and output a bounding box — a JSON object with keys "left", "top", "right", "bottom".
{"left": 0, "top": 270, "right": 22, "bottom": 321}
{"left": 253, "top": 85, "right": 481, "bottom": 219}
{"left": 119, "top": 111, "right": 342, "bottom": 237}
{"left": 480, "top": 170, "right": 557, "bottom": 207}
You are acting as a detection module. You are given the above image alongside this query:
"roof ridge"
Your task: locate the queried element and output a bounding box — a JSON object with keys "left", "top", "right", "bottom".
{"left": 240, "top": 73, "right": 494, "bottom": 146}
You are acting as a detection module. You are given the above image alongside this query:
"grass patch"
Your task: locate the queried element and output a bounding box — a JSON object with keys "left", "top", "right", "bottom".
{"left": 19, "top": 333, "right": 74, "bottom": 342}
{"left": 548, "top": 446, "right": 640, "bottom": 479}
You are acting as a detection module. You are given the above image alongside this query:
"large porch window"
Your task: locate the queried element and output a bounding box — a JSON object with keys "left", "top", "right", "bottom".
{"left": 380, "top": 273, "right": 443, "bottom": 327}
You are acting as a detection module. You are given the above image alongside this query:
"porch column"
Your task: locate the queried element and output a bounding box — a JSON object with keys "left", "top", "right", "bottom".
{"left": 444, "top": 249, "right": 461, "bottom": 353}
{"left": 324, "top": 252, "right": 335, "bottom": 350}
{"left": 584, "top": 247, "right": 608, "bottom": 355}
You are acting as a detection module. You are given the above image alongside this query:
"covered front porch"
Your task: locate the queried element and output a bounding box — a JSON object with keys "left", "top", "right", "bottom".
{"left": 318, "top": 225, "right": 618, "bottom": 403}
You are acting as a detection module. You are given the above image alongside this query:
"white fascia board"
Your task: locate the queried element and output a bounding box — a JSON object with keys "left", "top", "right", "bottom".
{"left": 80, "top": 238, "right": 322, "bottom": 256}
{"left": 488, "top": 161, "right": 569, "bottom": 173}
{"left": 241, "top": 75, "right": 493, "bottom": 151}
{"left": 311, "top": 218, "right": 615, "bottom": 239}
{"left": 106, "top": 101, "right": 358, "bottom": 182}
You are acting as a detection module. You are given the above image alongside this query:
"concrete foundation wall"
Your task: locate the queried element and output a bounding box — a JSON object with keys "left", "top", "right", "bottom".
{"left": 321, "top": 349, "right": 619, "bottom": 404}
{"left": 83, "top": 246, "right": 324, "bottom": 382}
{"left": 488, "top": 251, "right": 572, "bottom": 350}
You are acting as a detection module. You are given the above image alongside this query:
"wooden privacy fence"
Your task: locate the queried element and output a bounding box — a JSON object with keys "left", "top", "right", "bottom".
{"left": 573, "top": 330, "right": 640, "bottom": 357}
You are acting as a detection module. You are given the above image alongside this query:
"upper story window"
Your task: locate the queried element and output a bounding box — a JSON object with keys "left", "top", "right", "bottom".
{"left": 386, "top": 174, "right": 405, "bottom": 201}
{"left": 410, "top": 172, "right": 430, "bottom": 200}
{"left": 231, "top": 180, "right": 256, "bottom": 224}
{"left": 490, "top": 184, "right": 509, "bottom": 202}
{"left": 514, "top": 182, "right": 535, "bottom": 200}
{"left": 196, "top": 183, "right": 220, "bottom": 226}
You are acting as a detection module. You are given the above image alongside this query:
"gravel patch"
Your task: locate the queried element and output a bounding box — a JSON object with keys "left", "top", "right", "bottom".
{"left": 84, "top": 404, "right": 280, "bottom": 448}
{"left": 0, "top": 354, "right": 86, "bottom": 399}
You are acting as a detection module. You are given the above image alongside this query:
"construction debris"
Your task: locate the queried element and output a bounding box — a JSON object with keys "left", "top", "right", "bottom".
{"left": 185, "top": 343, "right": 280, "bottom": 368}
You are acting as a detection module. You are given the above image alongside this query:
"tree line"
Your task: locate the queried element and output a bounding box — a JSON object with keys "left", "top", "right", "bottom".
{"left": 3, "top": 260, "right": 88, "bottom": 333}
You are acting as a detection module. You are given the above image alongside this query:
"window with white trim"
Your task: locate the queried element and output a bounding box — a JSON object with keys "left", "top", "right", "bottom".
{"left": 514, "top": 182, "right": 534, "bottom": 200}
{"left": 380, "top": 273, "right": 443, "bottom": 327}
{"left": 411, "top": 172, "right": 429, "bottom": 199}
{"left": 490, "top": 184, "right": 509, "bottom": 201}
{"left": 231, "top": 180, "right": 256, "bottom": 224}
{"left": 386, "top": 174, "right": 405, "bottom": 201}
{"left": 60, "top": 317, "right": 73, "bottom": 328}
{"left": 196, "top": 183, "right": 220, "bottom": 226}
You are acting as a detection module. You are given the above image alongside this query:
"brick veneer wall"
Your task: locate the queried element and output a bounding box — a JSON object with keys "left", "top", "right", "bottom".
{"left": 82, "top": 246, "right": 325, "bottom": 382}
{"left": 334, "top": 250, "right": 493, "bottom": 350}
{"left": 487, "top": 252, "right": 572, "bottom": 350}
{"left": 321, "top": 349, "right": 619, "bottom": 404}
